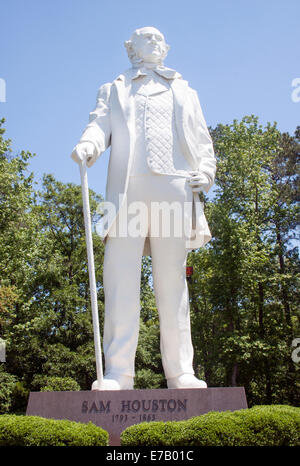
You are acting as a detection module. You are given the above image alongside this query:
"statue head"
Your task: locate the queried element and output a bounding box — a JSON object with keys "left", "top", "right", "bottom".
{"left": 125, "top": 27, "right": 170, "bottom": 66}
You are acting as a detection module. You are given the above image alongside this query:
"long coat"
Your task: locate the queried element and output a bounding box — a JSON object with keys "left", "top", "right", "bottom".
{"left": 72, "top": 68, "right": 217, "bottom": 255}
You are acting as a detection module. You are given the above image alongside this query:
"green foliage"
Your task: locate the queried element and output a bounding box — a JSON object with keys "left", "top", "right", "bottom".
{"left": 0, "top": 134, "right": 105, "bottom": 390}
{"left": 134, "top": 368, "right": 165, "bottom": 389}
{"left": 121, "top": 405, "right": 300, "bottom": 446}
{"left": 0, "top": 285, "right": 17, "bottom": 332}
{"left": 188, "top": 117, "right": 300, "bottom": 406}
{"left": 0, "top": 119, "right": 37, "bottom": 288}
{"left": 0, "top": 368, "right": 17, "bottom": 414}
{"left": 135, "top": 319, "right": 165, "bottom": 389}
{"left": 39, "top": 376, "right": 81, "bottom": 392}
{"left": 0, "top": 414, "right": 108, "bottom": 446}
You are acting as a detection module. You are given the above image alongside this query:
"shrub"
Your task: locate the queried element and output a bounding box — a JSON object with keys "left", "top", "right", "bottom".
{"left": 120, "top": 405, "right": 300, "bottom": 446}
{"left": 31, "top": 375, "right": 80, "bottom": 392}
{"left": 0, "top": 415, "right": 108, "bottom": 446}
{"left": 0, "top": 369, "right": 17, "bottom": 414}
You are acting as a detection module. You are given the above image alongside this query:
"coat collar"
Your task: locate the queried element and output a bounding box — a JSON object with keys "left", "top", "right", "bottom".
{"left": 113, "top": 68, "right": 189, "bottom": 123}
{"left": 132, "top": 65, "right": 182, "bottom": 81}
{"left": 115, "top": 66, "right": 182, "bottom": 82}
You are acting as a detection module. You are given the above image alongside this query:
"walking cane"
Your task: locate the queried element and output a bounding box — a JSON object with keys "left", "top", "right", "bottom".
{"left": 79, "top": 159, "right": 104, "bottom": 389}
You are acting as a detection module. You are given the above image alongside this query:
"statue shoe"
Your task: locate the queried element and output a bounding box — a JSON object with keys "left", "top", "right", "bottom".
{"left": 91, "top": 375, "right": 134, "bottom": 391}
{"left": 167, "top": 374, "right": 207, "bottom": 389}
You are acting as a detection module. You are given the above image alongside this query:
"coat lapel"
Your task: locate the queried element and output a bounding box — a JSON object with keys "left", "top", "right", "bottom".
{"left": 171, "top": 78, "right": 200, "bottom": 171}
{"left": 108, "top": 71, "right": 136, "bottom": 222}
{"left": 113, "top": 71, "right": 134, "bottom": 131}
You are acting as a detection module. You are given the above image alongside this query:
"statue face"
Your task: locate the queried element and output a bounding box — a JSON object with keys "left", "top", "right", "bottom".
{"left": 132, "top": 27, "right": 166, "bottom": 64}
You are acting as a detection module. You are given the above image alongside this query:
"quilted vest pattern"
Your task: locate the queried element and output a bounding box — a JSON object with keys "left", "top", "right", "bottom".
{"left": 130, "top": 88, "right": 191, "bottom": 176}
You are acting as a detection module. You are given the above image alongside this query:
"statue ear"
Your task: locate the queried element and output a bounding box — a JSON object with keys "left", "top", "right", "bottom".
{"left": 162, "top": 43, "right": 170, "bottom": 61}
{"left": 124, "top": 39, "right": 142, "bottom": 65}
{"left": 124, "top": 40, "right": 134, "bottom": 60}
{"left": 124, "top": 40, "right": 132, "bottom": 54}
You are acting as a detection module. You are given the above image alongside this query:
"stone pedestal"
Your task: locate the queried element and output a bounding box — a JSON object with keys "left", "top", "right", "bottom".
{"left": 26, "top": 387, "right": 247, "bottom": 446}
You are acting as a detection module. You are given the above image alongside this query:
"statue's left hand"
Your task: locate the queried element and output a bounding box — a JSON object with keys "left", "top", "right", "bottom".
{"left": 188, "top": 171, "right": 209, "bottom": 193}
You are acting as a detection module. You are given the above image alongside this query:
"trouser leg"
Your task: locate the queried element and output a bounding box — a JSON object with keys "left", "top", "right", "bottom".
{"left": 150, "top": 239, "right": 194, "bottom": 380}
{"left": 146, "top": 175, "right": 195, "bottom": 379}
{"left": 102, "top": 235, "right": 145, "bottom": 378}
{"left": 151, "top": 237, "right": 194, "bottom": 379}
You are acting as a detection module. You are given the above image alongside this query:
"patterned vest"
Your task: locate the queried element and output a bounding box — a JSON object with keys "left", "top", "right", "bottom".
{"left": 130, "top": 74, "right": 190, "bottom": 176}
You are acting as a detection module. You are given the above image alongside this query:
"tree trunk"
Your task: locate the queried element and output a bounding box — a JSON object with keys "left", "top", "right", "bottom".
{"left": 258, "top": 282, "right": 264, "bottom": 337}
{"left": 276, "top": 229, "right": 292, "bottom": 332}
{"left": 231, "top": 363, "right": 238, "bottom": 386}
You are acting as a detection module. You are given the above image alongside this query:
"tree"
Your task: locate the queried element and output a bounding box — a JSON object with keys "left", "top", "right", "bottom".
{"left": 188, "top": 116, "right": 299, "bottom": 405}
{"left": 7, "top": 174, "right": 105, "bottom": 389}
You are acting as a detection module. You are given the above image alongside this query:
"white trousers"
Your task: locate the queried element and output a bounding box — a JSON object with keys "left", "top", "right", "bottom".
{"left": 102, "top": 174, "right": 195, "bottom": 380}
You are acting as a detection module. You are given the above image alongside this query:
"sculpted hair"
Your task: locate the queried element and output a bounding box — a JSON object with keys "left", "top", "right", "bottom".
{"left": 124, "top": 28, "right": 170, "bottom": 66}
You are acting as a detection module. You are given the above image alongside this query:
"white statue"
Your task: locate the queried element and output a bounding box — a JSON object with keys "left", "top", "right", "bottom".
{"left": 72, "top": 27, "right": 216, "bottom": 390}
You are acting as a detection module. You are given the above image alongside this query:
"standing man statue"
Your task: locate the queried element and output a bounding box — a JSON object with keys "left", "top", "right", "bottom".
{"left": 71, "top": 27, "right": 216, "bottom": 390}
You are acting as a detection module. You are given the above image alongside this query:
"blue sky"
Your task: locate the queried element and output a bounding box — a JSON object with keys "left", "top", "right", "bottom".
{"left": 1, "top": 0, "right": 299, "bottom": 196}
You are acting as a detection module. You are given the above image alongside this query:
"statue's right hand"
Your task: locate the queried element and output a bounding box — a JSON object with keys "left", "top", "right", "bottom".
{"left": 72, "top": 142, "right": 96, "bottom": 164}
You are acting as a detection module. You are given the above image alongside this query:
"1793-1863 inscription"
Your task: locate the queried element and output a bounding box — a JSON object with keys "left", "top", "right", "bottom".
{"left": 81, "top": 397, "right": 187, "bottom": 424}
